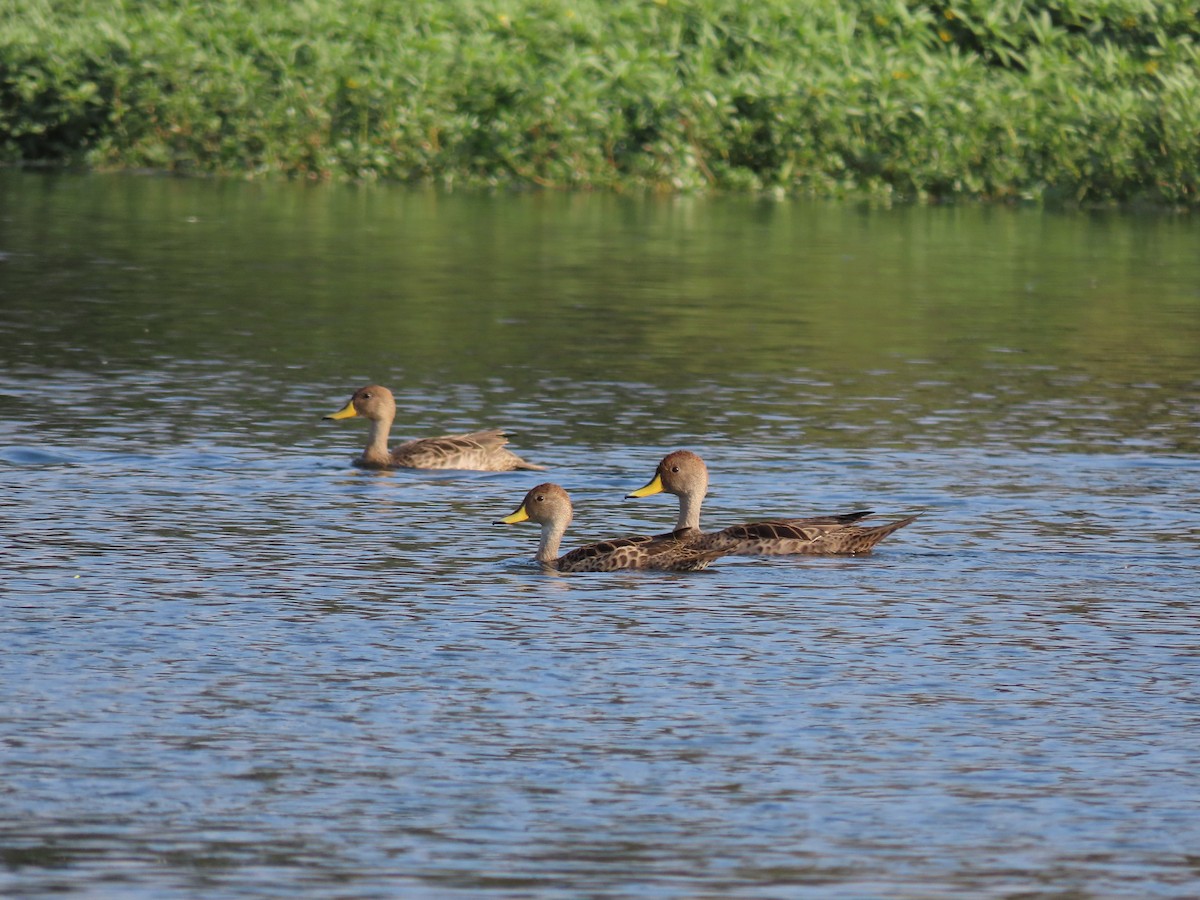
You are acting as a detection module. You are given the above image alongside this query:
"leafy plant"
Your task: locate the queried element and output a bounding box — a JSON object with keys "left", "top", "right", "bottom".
{"left": 1, "top": 0, "right": 1196, "bottom": 203}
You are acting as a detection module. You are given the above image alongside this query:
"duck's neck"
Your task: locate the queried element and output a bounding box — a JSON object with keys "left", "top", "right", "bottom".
{"left": 536, "top": 519, "right": 567, "bottom": 565}
{"left": 676, "top": 489, "right": 704, "bottom": 531}
{"left": 361, "top": 415, "right": 393, "bottom": 466}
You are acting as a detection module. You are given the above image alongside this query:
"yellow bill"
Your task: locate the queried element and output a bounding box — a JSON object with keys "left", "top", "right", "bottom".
{"left": 495, "top": 504, "right": 530, "bottom": 525}
{"left": 323, "top": 399, "right": 359, "bottom": 420}
{"left": 626, "top": 473, "right": 664, "bottom": 498}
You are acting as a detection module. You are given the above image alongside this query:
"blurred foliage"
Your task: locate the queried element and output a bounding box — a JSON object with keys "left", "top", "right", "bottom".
{"left": 1, "top": 0, "right": 1198, "bottom": 203}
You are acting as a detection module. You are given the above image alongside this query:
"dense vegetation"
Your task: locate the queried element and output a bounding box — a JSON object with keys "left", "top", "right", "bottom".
{"left": 2, "top": 0, "right": 1198, "bottom": 203}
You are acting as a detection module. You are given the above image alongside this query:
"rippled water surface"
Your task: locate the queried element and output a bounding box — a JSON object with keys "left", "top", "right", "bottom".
{"left": 2, "top": 172, "right": 1199, "bottom": 898}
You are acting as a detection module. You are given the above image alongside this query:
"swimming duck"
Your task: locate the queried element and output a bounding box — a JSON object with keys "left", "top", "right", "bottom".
{"left": 496, "top": 482, "right": 724, "bottom": 572}
{"left": 627, "top": 450, "right": 918, "bottom": 555}
{"left": 324, "top": 385, "right": 545, "bottom": 471}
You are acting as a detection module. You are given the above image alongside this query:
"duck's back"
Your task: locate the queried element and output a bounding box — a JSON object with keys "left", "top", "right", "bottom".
{"left": 691, "top": 513, "right": 917, "bottom": 556}
{"left": 555, "top": 533, "right": 722, "bottom": 573}
{"left": 391, "top": 430, "right": 545, "bottom": 471}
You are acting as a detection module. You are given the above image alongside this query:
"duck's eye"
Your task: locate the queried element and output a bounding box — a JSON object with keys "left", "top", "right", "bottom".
{"left": 534, "top": 495, "right": 544, "bottom": 502}
{"left": 671, "top": 466, "right": 680, "bottom": 473}
{"left": 361, "top": 392, "right": 372, "bottom": 399}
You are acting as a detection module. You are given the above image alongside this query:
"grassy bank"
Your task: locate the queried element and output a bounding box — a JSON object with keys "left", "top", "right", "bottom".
{"left": 2, "top": 0, "right": 1198, "bottom": 203}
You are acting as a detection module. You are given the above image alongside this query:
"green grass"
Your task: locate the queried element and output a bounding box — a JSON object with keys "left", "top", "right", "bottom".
{"left": 2, "top": 0, "right": 1198, "bottom": 203}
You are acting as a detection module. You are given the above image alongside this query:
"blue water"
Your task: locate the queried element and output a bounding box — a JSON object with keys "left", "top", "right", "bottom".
{"left": 2, "top": 172, "right": 1199, "bottom": 898}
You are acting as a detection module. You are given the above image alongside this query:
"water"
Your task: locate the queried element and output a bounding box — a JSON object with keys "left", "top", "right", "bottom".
{"left": 1, "top": 171, "right": 1199, "bottom": 898}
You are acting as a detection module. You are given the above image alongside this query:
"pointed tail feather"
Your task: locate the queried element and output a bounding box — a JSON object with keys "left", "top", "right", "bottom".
{"left": 856, "top": 513, "right": 921, "bottom": 551}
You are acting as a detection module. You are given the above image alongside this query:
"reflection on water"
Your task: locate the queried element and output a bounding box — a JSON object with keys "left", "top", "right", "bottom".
{"left": 1, "top": 172, "right": 1199, "bottom": 898}
{"left": 3, "top": 173, "right": 1197, "bottom": 458}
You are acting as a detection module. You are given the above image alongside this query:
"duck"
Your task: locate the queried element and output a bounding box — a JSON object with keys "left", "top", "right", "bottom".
{"left": 495, "top": 482, "right": 725, "bottom": 572}
{"left": 323, "top": 385, "right": 545, "bottom": 471}
{"left": 626, "top": 449, "right": 919, "bottom": 555}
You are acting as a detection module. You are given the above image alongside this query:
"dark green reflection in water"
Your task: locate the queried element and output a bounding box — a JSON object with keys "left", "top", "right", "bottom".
{"left": 1, "top": 172, "right": 1197, "bottom": 452}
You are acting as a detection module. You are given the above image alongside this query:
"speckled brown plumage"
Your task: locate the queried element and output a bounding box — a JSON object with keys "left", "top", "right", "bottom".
{"left": 684, "top": 514, "right": 921, "bottom": 555}
{"left": 323, "top": 384, "right": 545, "bottom": 471}
{"left": 496, "top": 483, "right": 724, "bottom": 573}
{"left": 627, "top": 450, "right": 919, "bottom": 556}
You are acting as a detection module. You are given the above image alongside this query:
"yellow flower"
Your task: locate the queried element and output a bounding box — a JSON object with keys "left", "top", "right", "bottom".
{"left": 498, "top": 13, "right": 511, "bottom": 27}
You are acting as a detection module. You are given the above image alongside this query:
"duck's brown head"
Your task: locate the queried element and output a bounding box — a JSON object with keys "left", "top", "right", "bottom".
{"left": 495, "top": 482, "right": 573, "bottom": 528}
{"left": 627, "top": 449, "right": 708, "bottom": 499}
{"left": 324, "top": 384, "right": 396, "bottom": 422}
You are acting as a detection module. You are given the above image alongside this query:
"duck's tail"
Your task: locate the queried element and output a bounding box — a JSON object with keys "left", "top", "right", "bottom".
{"left": 850, "top": 513, "right": 921, "bottom": 553}
{"left": 513, "top": 460, "right": 548, "bottom": 471}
